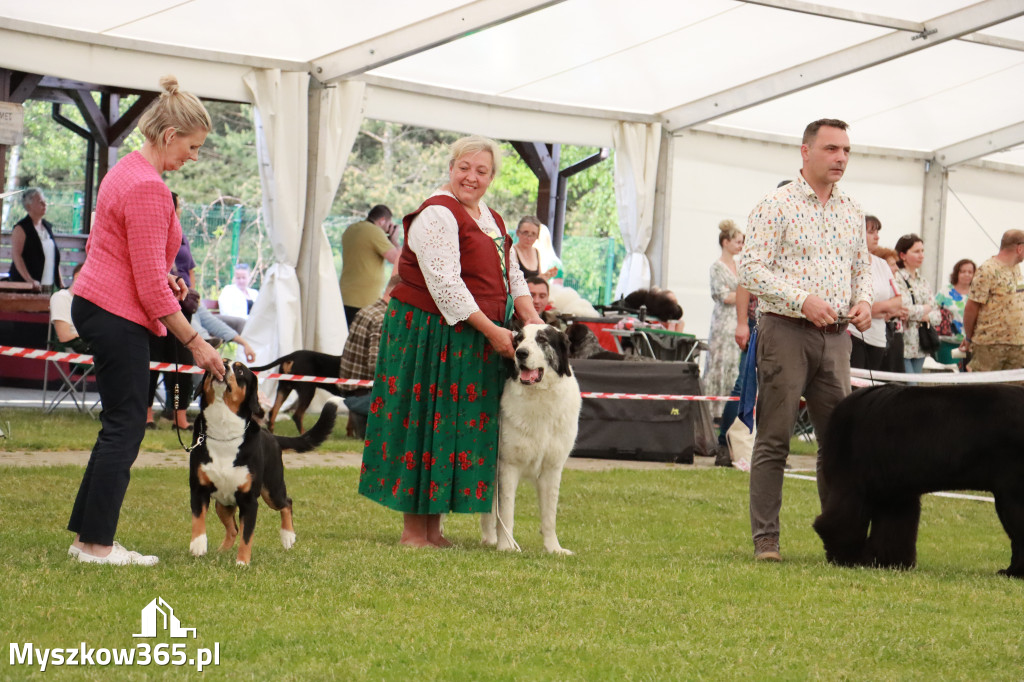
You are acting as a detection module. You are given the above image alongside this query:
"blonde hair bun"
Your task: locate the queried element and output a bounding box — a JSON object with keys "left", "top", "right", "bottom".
{"left": 158, "top": 75, "right": 180, "bottom": 96}
{"left": 718, "top": 219, "right": 736, "bottom": 234}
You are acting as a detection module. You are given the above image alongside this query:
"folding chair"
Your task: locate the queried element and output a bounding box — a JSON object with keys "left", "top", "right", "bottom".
{"left": 41, "top": 322, "right": 100, "bottom": 416}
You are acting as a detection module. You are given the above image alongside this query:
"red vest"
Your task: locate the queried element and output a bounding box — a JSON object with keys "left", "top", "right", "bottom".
{"left": 391, "top": 195, "right": 511, "bottom": 322}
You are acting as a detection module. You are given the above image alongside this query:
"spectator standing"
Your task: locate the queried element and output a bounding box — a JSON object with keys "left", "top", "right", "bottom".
{"left": 849, "top": 215, "right": 902, "bottom": 371}
{"left": 339, "top": 204, "right": 401, "bottom": 326}
{"left": 8, "top": 188, "right": 63, "bottom": 291}
{"left": 705, "top": 219, "right": 744, "bottom": 416}
{"left": 67, "top": 75, "right": 225, "bottom": 566}
{"left": 218, "top": 263, "right": 258, "bottom": 319}
{"left": 935, "top": 258, "right": 975, "bottom": 337}
{"left": 960, "top": 230, "right": 1024, "bottom": 371}
{"left": 738, "top": 118, "right": 872, "bottom": 562}
{"left": 893, "top": 234, "right": 940, "bottom": 374}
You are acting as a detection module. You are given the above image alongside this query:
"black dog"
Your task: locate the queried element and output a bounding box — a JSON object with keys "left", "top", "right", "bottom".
{"left": 188, "top": 360, "right": 338, "bottom": 565}
{"left": 249, "top": 351, "right": 344, "bottom": 433}
{"left": 813, "top": 383, "right": 1024, "bottom": 578}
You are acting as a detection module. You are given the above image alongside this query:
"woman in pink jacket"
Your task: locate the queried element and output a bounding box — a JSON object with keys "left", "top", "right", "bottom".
{"left": 67, "top": 76, "right": 225, "bottom": 566}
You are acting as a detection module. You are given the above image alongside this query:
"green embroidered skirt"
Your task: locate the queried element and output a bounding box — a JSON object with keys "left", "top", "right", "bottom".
{"left": 358, "top": 298, "right": 504, "bottom": 514}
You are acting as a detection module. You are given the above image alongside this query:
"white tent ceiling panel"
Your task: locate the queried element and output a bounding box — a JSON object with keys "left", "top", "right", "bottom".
{"left": 0, "top": 27, "right": 253, "bottom": 102}
{"left": 0, "top": 0, "right": 183, "bottom": 33}
{"left": 370, "top": 0, "right": 884, "bottom": 114}
{"left": 363, "top": 83, "right": 616, "bottom": 147}
{"left": 713, "top": 41, "right": 1024, "bottom": 153}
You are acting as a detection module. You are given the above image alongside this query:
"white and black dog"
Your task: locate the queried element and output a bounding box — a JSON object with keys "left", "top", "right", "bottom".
{"left": 481, "top": 324, "right": 582, "bottom": 554}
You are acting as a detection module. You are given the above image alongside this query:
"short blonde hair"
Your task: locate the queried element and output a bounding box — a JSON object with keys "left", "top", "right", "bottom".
{"left": 449, "top": 135, "right": 502, "bottom": 177}
{"left": 138, "top": 75, "right": 212, "bottom": 146}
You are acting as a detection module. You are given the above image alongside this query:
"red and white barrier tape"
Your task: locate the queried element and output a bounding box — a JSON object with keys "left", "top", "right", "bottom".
{"left": 0, "top": 344, "right": 735, "bottom": 401}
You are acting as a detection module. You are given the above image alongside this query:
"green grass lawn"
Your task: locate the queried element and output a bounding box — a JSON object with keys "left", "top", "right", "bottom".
{"left": 0, "top": 407, "right": 364, "bottom": 453}
{"left": 3, "top": 463, "right": 1022, "bottom": 681}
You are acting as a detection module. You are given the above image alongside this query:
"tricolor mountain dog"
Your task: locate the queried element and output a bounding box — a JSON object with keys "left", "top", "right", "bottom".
{"left": 189, "top": 360, "right": 338, "bottom": 565}
{"left": 481, "top": 323, "right": 582, "bottom": 554}
{"left": 248, "top": 351, "right": 344, "bottom": 433}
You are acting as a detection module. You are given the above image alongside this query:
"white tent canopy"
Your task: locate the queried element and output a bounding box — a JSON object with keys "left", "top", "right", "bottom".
{"left": 3, "top": 0, "right": 1024, "bottom": 340}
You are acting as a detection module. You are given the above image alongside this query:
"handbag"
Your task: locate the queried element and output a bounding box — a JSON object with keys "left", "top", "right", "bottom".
{"left": 918, "top": 320, "right": 940, "bottom": 354}
{"left": 181, "top": 287, "right": 201, "bottom": 315}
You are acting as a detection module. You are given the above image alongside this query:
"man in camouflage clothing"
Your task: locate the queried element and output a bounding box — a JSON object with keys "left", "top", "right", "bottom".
{"left": 961, "top": 229, "right": 1024, "bottom": 372}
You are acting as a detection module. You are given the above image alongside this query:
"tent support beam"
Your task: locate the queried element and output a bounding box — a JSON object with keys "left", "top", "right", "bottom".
{"left": 313, "top": 0, "right": 564, "bottom": 82}
{"left": 299, "top": 77, "right": 325, "bottom": 349}
{"left": 511, "top": 141, "right": 560, "bottom": 239}
{"left": 646, "top": 129, "right": 674, "bottom": 290}
{"left": 920, "top": 161, "right": 948, "bottom": 287}
{"left": 935, "top": 121, "right": 1024, "bottom": 168}
{"left": 661, "top": 0, "right": 1024, "bottom": 131}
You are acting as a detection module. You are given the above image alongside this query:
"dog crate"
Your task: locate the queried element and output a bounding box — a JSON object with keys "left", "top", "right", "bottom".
{"left": 570, "top": 359, "right": 714, "bottom": 464}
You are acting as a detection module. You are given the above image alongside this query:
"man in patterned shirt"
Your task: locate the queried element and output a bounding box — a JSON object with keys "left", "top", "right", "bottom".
{"left": 960, "top": 229, "right": 1024, "bottom": 372}
{"left": 340, "top": 275, "right": 399, "bottom": 438}
{"left": 738, "top": 118, "right": 873, "bottom": 562}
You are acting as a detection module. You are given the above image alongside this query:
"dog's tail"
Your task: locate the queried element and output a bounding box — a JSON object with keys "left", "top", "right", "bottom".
{"left": 274, "top": 398, "right": 339, "bottom": 452}
{"left": 248, "top": 351, "right": 308, "bottom": 373}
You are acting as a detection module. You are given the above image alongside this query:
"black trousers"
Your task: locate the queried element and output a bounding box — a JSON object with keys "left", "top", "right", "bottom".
{"left": 850, "top": 335, "right": 886, "bottom": 371}
{"left": 67, "top": 297, "right": 150, "bottom": 545}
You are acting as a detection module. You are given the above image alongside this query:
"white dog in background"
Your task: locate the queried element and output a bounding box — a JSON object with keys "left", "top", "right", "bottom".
{"left": 481, "top": 324, "right": 582, "bottom": 554}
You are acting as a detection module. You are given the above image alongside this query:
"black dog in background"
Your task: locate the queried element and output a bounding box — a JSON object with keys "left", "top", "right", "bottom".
{"left": 249, "top": 351, "right": 343, "bottom": 433}
{"left": 813, "top": 383, "right": 1024, "bottom": 578}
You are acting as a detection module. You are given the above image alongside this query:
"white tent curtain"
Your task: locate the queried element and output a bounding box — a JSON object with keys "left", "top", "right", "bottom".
{"left": 612, "top": 121, "right": 662, "bottom": 300}
{"left": 308, "top": 79, "right": 366, "bottom": 353}
{"left": 241, "top": 69, "right": 310, "bottom": 367}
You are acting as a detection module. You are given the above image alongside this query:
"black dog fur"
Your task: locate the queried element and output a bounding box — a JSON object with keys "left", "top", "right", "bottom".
{"left": 813, "top": 383, "right": 1024, "bottom": 578}
{"left": 249, "top": 351, "right": 343, "bottom": 432}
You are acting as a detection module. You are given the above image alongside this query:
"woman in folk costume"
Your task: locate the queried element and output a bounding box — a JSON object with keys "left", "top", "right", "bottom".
{"left": 358, "top": 135, "right": 542, "bottom": 547}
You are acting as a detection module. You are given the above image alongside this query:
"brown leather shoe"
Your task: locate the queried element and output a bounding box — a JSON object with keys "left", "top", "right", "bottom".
{"left": 754, "top": 535, "right": 782, "bottom": 562}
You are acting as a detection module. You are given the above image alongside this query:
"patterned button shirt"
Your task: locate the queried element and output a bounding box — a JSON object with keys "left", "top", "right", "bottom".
{"left": 968, "top": 256, "right": 1024, "bottom": 346}
{"left": 738, "top": 172, "right": 872, "bottom": 318}
{"left": 339, "top": 297, "right": 388, "bottom": 392}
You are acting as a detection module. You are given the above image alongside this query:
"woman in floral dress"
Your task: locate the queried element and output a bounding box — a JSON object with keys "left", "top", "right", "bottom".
{"left": 704, "top": 219, "right": 744, "bottom": 417}
{"left": 894, "top": 233, "right": 941, "bottom": 373}
{"left": 358, "top": 135, "right": 542, "bottom": 548}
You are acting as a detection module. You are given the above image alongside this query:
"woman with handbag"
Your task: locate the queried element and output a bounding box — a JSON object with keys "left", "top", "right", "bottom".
{"left": 894, "top": 233, "right": 941, "bottom": 374}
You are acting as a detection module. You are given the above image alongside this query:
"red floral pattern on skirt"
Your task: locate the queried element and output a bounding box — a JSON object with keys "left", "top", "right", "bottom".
{"left": 357, "top": 298, "right": 504, "bottom": 514}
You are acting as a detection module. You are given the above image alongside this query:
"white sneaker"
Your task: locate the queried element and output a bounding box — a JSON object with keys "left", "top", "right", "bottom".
{"left": 68, "top": 545, "right": 81, "bottom": 558}
{"left": 76, "top": 542, "right": 159, "bottom": 566}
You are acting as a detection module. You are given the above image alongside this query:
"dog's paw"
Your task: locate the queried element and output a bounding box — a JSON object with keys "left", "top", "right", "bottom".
{"left": 548, "top": 546, "right": 574, "bottom": 556}
{"left": 189, "top": 534, "right": 208, "bottom": 557}
{"left": 496, "top": 541, "right": 522, "bottom": 552}
{"left": 281, "top": 529, "right": 296, "bottom": 550}
{"left": 235, "top": 560, "right": 250, "bottom": 567}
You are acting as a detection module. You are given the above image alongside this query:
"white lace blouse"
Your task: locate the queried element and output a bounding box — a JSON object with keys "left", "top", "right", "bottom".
{"left": 406, "top": 190, "right": 529, "bottom": 325}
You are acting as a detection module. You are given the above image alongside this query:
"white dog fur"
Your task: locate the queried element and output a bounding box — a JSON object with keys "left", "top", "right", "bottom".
{"left": 481, "top": 324, "right": 582, "bottom": 554}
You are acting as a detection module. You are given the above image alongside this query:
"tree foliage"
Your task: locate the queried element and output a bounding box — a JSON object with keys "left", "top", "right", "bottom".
{"left": 6, "top": 104, "right": 623, "bottom": 301}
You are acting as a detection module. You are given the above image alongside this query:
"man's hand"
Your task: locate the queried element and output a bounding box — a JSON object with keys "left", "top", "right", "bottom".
{"left": 734, "top": 322, "right": 750, "bottom": 351}
{"left": 800, "top": 295, "right": 839, "bottom": 328}
{"left": 848, "top": 301, "right": 872, "bottom": 332}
